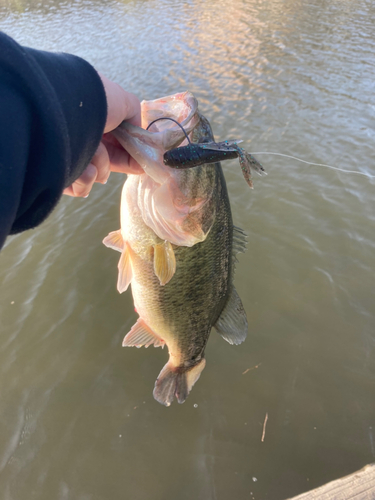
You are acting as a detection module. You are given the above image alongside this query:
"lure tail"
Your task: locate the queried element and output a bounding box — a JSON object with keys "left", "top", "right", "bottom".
{"left": 232, "top": 145, "right": 267, "bottom": 189}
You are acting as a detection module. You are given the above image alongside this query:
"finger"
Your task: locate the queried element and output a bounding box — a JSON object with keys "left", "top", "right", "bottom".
{"left": 102, "top": 138, "right": 144, "bottom": 175}
{"left": 65, "top": 164, "right": 98, "bottom": 198}
{"left": 63, "top": 186, "right": 75, "bottom": 197}
{"left": 117, "top": 90, "right": 141, "bottom": 128}
{"left": 99, "top": 74, "right": 141, "bottom": 132}
{"left": 91, "top": 142, "right": 110, "bottom": 184}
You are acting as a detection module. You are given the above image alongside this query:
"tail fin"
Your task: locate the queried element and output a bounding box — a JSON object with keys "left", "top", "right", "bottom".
{"left": 153, "top": 359, "right": 206, "bottom": 406}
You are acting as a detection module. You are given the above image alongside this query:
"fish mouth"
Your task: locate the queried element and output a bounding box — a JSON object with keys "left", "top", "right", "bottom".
{"left": 112, "top": 92, "right": 216, "bottom": 247}
{"left": 112, "top": 91, "right": 200, "bottom": 182}
{"left": 141, "top": 91, "right": 199, "bottom": 136}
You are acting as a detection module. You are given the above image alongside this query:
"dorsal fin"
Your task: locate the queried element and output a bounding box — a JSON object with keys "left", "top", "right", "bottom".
{"left": 232, "top": 225, "right": 247, "bottom": 275}
{"left": 233, "top": 225, "right": 247, "bottom": 254}
{"left": 214, "top": 286, "right": 248, "bottom": 345}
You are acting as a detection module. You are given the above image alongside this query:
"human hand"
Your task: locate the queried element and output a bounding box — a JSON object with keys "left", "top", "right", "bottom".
{"left": 63, "top": 74, "right": 143, "bottom": 198}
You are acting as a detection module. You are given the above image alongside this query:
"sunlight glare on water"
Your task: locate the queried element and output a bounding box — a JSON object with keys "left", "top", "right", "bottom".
{"left": 0, "top": 0, "right": 375, "bottom": 498}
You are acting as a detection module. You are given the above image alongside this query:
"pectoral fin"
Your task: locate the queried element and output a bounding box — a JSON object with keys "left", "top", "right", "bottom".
{"left": 117, "top": 242, "right": 134, "bottom": 293}
{"left": 214, "top": 286, "right": 248, "bottom": 345}
{"left": 103, "top": 230, "right": 124, "bottom": 252}
{"left": 153, "top": 240, "right": 176, "bottom": 286}
{"left": 123, "top": 318, "right": 165, "bottom": 348}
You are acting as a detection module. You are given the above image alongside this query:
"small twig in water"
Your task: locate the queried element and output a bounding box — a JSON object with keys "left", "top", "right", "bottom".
{"left": 261, "top": 413, "right": 268, "bottom": 443}
{"left": 242, "top": 363, "right": 261, "bottom": 375}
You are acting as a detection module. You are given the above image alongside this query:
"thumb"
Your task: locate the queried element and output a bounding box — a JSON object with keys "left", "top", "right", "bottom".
{"left": 99, "top": 74, "right": 141, "bottom": 133}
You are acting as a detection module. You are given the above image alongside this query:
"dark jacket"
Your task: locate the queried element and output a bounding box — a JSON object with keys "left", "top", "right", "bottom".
{"left": 0, "top": 32, "right": 107, "bottom": 250}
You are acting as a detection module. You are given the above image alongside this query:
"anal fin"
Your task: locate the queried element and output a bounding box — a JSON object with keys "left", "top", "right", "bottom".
{"left": 153, "top": 240, "right": 176, "bottom": 286}
{"left": 123, "top": 318, "right": 165, "bottom": 348}
{"left": 214, "top": 286, "right": 248, "bottom": 345}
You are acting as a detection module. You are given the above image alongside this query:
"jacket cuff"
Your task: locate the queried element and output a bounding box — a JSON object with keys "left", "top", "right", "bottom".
{"left": 0, "top": 31, "right": 107, "bottom": 236}
{"left": 25, "top": 47, "right": 108, "bottom": 187}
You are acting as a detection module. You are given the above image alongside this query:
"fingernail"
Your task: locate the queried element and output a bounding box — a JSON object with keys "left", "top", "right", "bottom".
{"left": 84, "top": 194, "right": 89, "bottom": 198}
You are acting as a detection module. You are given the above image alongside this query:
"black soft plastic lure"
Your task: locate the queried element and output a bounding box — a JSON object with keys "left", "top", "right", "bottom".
{"left": 146, "top": 117, "right": 267, "bottom": 188}
{"left": 163, "top": 141, "right": 239, "bottom": 168}
{"left": 164, "top": 141, "right": 267, "bottom": 189}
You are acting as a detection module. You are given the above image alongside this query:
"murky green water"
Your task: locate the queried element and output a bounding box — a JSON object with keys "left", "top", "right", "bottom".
{"left": 1, "top": 0, "right": 375, "bottom": 498}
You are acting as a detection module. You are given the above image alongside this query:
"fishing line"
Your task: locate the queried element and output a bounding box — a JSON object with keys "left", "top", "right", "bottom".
{"left": 145, "top": 121, "right": 373, "bottom": 180}
{"left": 146, "top": 117, "right": 192, "bottom": 144}
{"left": 249, "top": 152, "right": 375, "bottom": 179}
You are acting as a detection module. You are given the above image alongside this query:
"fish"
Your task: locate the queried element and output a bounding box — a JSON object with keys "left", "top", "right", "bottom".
{"left": 103, "top": 91, "right": 248, "bottom": 406}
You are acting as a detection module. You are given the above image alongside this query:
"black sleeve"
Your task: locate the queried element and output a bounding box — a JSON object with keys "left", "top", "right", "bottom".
{"left": 0, "top": 32, "right": 107, "bottom": 250}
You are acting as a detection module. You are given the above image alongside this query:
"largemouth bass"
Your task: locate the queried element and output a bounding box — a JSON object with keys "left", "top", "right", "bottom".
{"left": 103, "top": 92, "right": 248, "bottom": 406}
